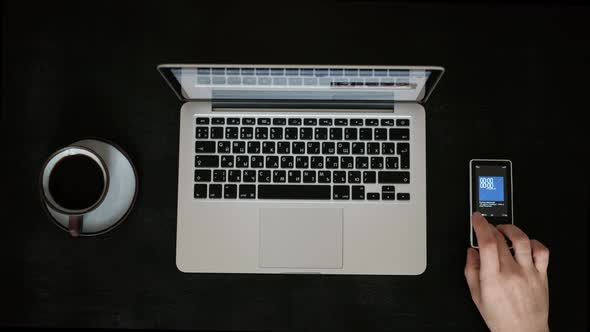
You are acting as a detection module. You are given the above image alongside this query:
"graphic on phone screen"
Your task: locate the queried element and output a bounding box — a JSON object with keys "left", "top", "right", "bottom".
{"left": 475, "top": 166, "right": 508, "bottom": 217}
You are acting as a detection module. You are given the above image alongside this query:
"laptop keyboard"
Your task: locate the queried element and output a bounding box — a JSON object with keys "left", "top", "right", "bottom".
{"left": 193, "top": 115, "right": 411, "bottom": 201}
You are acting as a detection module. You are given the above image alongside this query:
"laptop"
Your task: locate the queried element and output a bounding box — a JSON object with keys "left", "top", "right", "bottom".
{"left": 158, "top": 64, "right": 444, "bottom": 275}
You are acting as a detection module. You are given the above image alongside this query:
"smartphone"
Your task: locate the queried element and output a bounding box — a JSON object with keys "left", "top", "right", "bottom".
{"left": 469, "top": 159, "right": 513, "bottom": 248}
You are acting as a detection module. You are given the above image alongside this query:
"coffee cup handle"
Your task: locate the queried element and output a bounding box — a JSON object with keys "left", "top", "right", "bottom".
{"left": 68, "top": 215, "right": 83, "bottom": 237}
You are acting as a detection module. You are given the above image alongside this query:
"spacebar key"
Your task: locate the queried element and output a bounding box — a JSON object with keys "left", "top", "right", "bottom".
{"left": 258, "top": 185, "right": 331, "bottom": 199}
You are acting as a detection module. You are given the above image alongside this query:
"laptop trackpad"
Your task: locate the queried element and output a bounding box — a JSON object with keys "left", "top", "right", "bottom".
{"left": 259, "top": 208, "right": 343, "bottom": 269}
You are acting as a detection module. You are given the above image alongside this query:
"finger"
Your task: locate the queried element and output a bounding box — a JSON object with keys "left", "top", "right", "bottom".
{"left": 496, "top": 224, "right": 534, "bottom": 268}
{"left": 490, "top": 224, "right": 516, "bottom": 269}
{"left": 464, "top": 248, "right": 481, "bottom": 304}
{"left": 530, "top": 239, "right": 550, "bottom": 275}
{"left": 471, "top": 212, "right": 499, "bottom": 275}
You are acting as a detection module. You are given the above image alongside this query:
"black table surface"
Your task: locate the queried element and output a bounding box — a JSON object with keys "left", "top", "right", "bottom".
{"left": 1, "top": 1, "right": 588, "bottom": 331}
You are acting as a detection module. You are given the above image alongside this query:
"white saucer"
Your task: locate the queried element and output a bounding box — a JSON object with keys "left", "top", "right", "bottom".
{"left": 43, "top": 139, "right": 138, "bottom": 236}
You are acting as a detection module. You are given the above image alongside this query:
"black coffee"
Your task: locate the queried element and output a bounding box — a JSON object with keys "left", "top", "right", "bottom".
{"left": 48, "top": 154, "right": 105, "bottom": 210}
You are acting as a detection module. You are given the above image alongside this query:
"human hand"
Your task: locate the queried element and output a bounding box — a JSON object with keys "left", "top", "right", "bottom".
{"left": 465, "top": 212, "right": 550, "bottom": 332}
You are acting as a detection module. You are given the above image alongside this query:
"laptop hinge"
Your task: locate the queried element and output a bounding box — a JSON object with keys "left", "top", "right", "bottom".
{"left": 212, "top": 100, "right": 394, "bottom": 112}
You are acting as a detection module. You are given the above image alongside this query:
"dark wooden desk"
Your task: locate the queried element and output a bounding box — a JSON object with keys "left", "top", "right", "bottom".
{"left": 1, "top": 1, "right": 587, "bottom": 330}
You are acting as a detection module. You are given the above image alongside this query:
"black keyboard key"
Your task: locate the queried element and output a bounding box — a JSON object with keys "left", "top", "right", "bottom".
{"left": 380, "top": 119, "right": 395, "bottom": 126}
{"left": 209, "top": 184, "right": 222, "bottom": 198}
{"left": 341, "top": 157, "right": 354, "bottom": 169}
{"left": 386, "top": 157, "right": 399, "bottom": 169}
{"left": 350, "top": 119, "right": 364, "bottom": 126}
{"left": 211, "top": 127, "right": 224, "bottom": 139}
{"left": 258, "top": 118, "right": 271, "bottom": 125}
{"left": 378, "top": 171, "right": 410, "bottom": 184}
{"left": 300, "top": 127, "right": 313, "bottom": 140}
{"left": 242, "top": 118, "right": 255, "bottom": 125}
{"left": 398, "top": 143, "right": 410, "bottom": 169}
{"left": 225, "top": 127, "right": 239, "bottom": 139}
{"left": 239, "top": 185, "right": 256, "bottom": 199}
{"left": 374, "top": 128, "right": 388, "bottom": 140}
{"left": 359, "top": 128, "right": 372, "bottom": 140}
{"left": 195, "top": 141, "right": 216, "bottom": 153}
{"left": 330, "top": 128, "right": 343, "bottom": 140}
{"left": 240, "top": 127, "right": 254, "bottom": 139}
{"left": 303, "top": 170, "right": 316, "bottom": 183}
{"left": 356, "top": 157, "right": 369, "bottom": 169}
{"left": 322, "top": 142, "right": 335, "bottom": 154}
{"left": 273, "top": 118, "right": 286, "bottom": 125}
{"left": 243, "top": 170, "right": 256, "bottom": 182}
{"left": 333, "top": 171, "right": 346, "bottom": 183}
{"left": 248, "top": 141, "right": 261, "bottom": 154}
{"left": 304, "top": 118, "right": 317, "bottom": 126}
{"left": 196, "top": 117, "right": 209, "bottom": 125}
{"left": 344, "top": 128, "right": 357, "bottom": 140}
{"left": 196, "top": 127, "right": 209, "bottom": 139}
{"left": 217, "top": 141, "right": 231, "bottom": 153}
{"left": 311, "top": 156, "right": 324, "bottom": 169}
{"left": 318, "top": 171, "right": 331, "bottom": 183}
{"left": 258, "top": 185, "right": 330, "bottom": 199}
{"left": 367, "top": 143, "right": 380, "bottom": 155}
{"left": 389, "top": 128, "right": 410, "bottom": 140}
{"left": 367, "top": 193, "right": 380, "bottom": 200}
{"left": 273, "top": 170, "right": 287, "bottom": 183}
{"left": 315, "top": 128, "right": 328, "bottom": 140}
{"left": 296, "top": 156, "right": 309, "bottom": 168}
{"left": 221, "top": 156, "right": 234, "bottom": 168}
{"left": 266, "top": 156, "right": 279, "bottom": 168}
{"left": 371, "top": 157, "right": 384, "bottom": 169}
{"left": 270, "top": 127, "right": 283, "bottom": 139}
{"left": 277, "top": 141, "right": 290, "bottom": 154}
{"left": 396, "top": 119, "right": 410, "bottom": 126}
{"left": 319, "top": 118, "right": 333, "bottom": 126}
{"left": 335, "top": 119, "right": 348, "bottom": 126}
{"left": 232, "top": 141, "right": 246, "bottom": 154}
{"left": 288, "top": 118, "right": 302, "bottom": 126}
{"left": 363, "top": 171, "right": 377, "bottom": 183}
{"left": 262, "top": 141, "right": 275, "bottom": 154}
{"left": 227, "top": 118, "right": 240, "bottom": 125}
{"left": 255, "top": 127, "right": 269, "bottom": 139}
{"left": 397, "top": 193, "right": 410, "bottom": 200}
{"left": 351, "top": 185, "right": 365, "bottom": 200}
{"left": 307, "top": 142, "right": 320, "bottom": 154}
{"left": 195, "top": 155, "right": 219, "bottom": 168}
{"left": 383, "top": 192, "right": 396, "bottom": 200}
{"left": 337, "top": 142, "right": 350, "bottom": 154}
{"left": 194, "top": 170, "right": 211, "bottom": 182}
{"left": 280, "top": 156, "right": 294, "bottom": 168}
{"left": 250, "top": 156, "right": 264, "bottom": 168}
{"left": 352, "top": 142, "right": 365, "bottom": 155}
{"left": 194, "top": 184, "right": 207, "bottom": 198}
{"left": 285, "top": 127, "right": 298, "bottom": 140}
{"left": 333, "top": 185, "right": 350, "bottom": 200}
{"left": 382, "top": 143, "right": 395, "bottom": 155}
{"left": 288, "top": 170, "right": 302, "bottom": 183}
{"left": 326, "top": 157, "right": 339, "bottom": 169}
{"left": 213, "top": 170, "right": 226, "bottom": 182}
{"left": 236, "top": 156, "right": 249, "bottom": 168}
{"left": 365, "top": 119, "right": 379, "bottom": 126}
{"left": 228, "top": 170, "right": 242, "bottom": 182}
{"left": 211, "top": 118, "right": 225, "bottom": 125}
{"left": 292, "top": 142, "right": 306, "bottom": 154}
{"left": 258, "top": 170, "right": 271, "bottom": 183}
{"left": 348, "top": 171, "right": 362, "bottom": 184}
{"left": 224, "top": 184, "right": 237, "bottom": 198}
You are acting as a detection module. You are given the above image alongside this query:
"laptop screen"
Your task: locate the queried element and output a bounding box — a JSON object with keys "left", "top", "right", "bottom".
{"left": 158, "top": 65, "right": 444, "bottom": 104}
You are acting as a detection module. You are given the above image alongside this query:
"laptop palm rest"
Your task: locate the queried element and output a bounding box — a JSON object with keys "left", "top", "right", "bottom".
{"left": 259, "top": 208, "right": 343, "bottom": 269}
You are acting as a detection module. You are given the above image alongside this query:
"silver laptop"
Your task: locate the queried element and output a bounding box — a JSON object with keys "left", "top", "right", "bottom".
{"left": 158, "top": 64, "right": 444, "bottom": 275}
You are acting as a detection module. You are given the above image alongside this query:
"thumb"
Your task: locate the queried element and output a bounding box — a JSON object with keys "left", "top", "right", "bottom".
{"left": 465, "top": 248, "right": 482, "bottom": 305}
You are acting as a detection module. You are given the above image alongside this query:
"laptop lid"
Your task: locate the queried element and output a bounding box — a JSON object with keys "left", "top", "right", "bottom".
{"left": 158, "top": 65, "right": 444, "bottom": 107}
